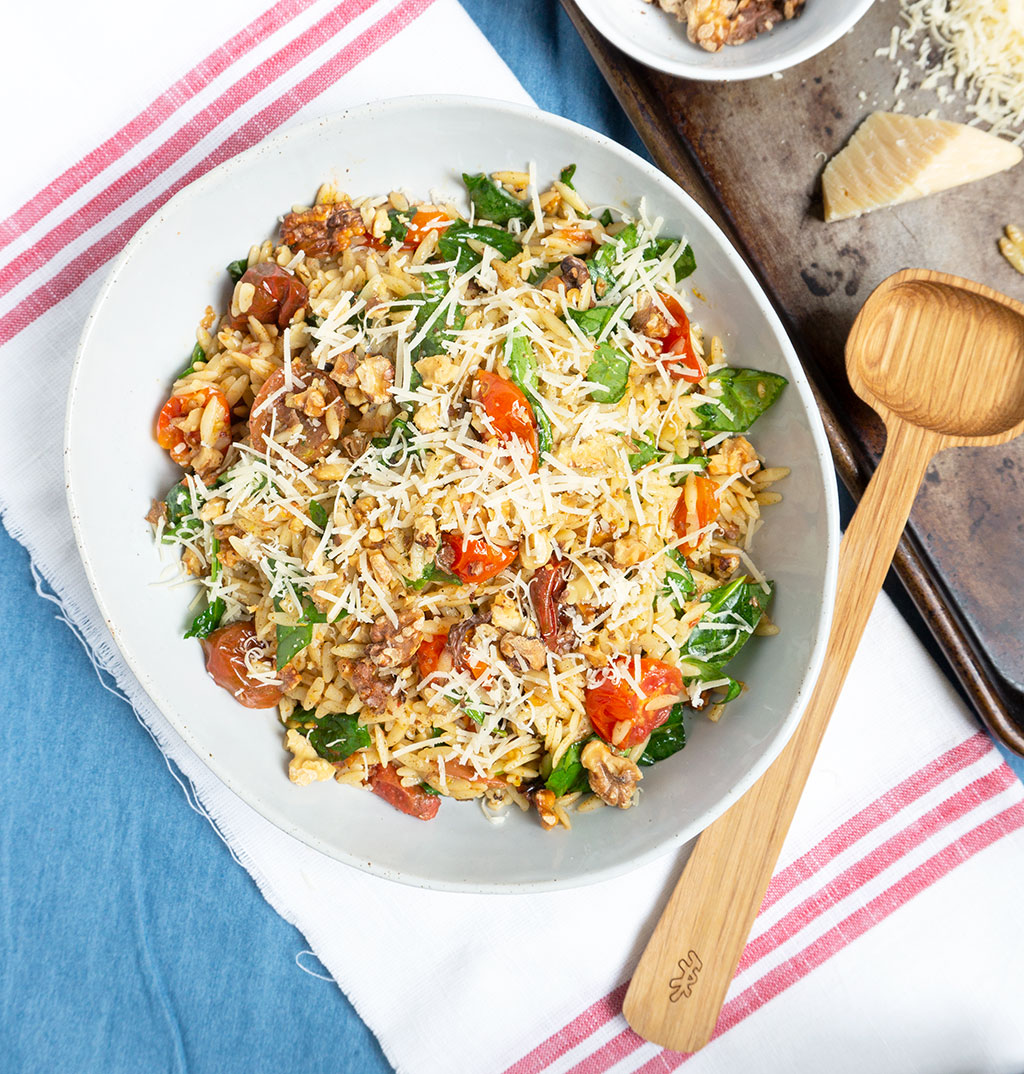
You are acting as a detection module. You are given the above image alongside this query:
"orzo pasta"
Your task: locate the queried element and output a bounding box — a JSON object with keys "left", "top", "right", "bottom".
{"left": 149, "top": 165, "right": 789, "bottom": 827}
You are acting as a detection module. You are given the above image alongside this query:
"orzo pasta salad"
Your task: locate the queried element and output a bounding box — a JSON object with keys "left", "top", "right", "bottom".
{"left": 149, "top": 166, "right": 789, "bottom": 828}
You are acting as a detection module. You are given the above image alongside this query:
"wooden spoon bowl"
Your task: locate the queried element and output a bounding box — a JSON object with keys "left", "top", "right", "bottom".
{"left": 622, "top": 269, "right": 1024, "bottom": 1053}
{"left": 850, "top": 273, "right": 1024, "bottom": 440}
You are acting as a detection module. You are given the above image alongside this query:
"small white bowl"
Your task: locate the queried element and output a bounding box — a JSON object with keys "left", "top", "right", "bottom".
{"left": 66, "top": 96, "right": 838, "bottom": 892}
{"left": 573, "top": 0, "right": 876, "bottom": 81}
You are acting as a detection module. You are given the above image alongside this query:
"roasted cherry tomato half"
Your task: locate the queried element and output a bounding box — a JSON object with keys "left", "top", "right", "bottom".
{"left": 473, "top": 369, "right": 539, "bottom": 473}
{"left": 671, "top": 473, "right": 719, "bottom": 556}
{"left": 416, "top": 633, "right": 450, "bottom": 680}
{"left": 201, "top": 620, "right": 284, "bottom": 709}
{"left": 230, "top": 262, "right": 308, "bottom": 331}
{"left": 370, "top": 764, "right": 440, "bottom": 820}
{"left": 402, "top": 209, "right": 450, "bottom": 248}
{"left": 441, "top": 532, "right": 518, "bottom": 585}
{"left": 156, "top": 386, "right": 231, "bottom": 467}
{"left": 654, "top": 293, "right": 705, "bottom": 382}
{"left": 585, "top": 656, "right": 684, "bottom": 748}
{"left": 529, "top": 556, "right": 575, "bottom": 653}
{"left": 248, "top": 364, "right": 345, "bottom": 464}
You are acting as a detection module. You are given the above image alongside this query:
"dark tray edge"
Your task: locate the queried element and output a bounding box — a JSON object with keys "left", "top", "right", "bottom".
{"left": 561, "top": 0, "right": 1024, "bottom": 755}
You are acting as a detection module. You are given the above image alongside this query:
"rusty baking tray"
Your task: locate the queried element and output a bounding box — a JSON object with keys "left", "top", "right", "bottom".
{"left": 562, "top": 0, "right": 1024, "bottom": 754}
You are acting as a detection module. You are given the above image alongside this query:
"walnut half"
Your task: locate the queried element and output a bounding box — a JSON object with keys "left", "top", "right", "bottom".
{"left": 581, "top": 740, "right": 642, "bottom": 809}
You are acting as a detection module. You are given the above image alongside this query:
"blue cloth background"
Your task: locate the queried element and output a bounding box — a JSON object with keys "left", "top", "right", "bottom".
{"left": 2, "top": 4, "right": 1021, "bottom": 1071}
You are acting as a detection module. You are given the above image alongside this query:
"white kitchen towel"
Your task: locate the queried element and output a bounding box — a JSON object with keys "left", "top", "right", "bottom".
{"left": 2, "top": 2, "right": 1023, "bottom": 1072}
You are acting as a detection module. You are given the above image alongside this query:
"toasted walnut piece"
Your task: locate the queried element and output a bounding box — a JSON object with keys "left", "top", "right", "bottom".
{"left": 341, "top": 658, "right": 391, "bottom": 711}
{"left": 284, "top": 729, "right": 336, "bottom": 786}
{"left": 328, "top": 349, "right": 360, "bottom": 388}
{"left": 630, "top": 299, "right": 669, "bottom": 339}
{"left": 532, "top": 788, "right": 559, "bottom": 830}
{"left": 560, "top": 255, "right": 590, "bottom": 291}
{"left": 356, "top": 354, "right": 395, "bottom": 405}
{"left": 367, "top": 550, "right": 394, "bottom": 588}
{"left": 145, "top": 499, "right": 167, "bottom": 526}
{"left": 710, "top": 550, "right": 741, "bottom": 580}
{"left": 366, "top": 608, "right": 424, "bottom": 669}
{"left": 280, "top": 201, "right": 367, "bottom": 258}
{"left": 499, "top": 633, "right": 547, "bottom": 672}
{"left": 581, "top": 740, "right": 642, "bottom": 809}
{"left": 707, "top": 436, "right": 759, "bottom": 477}
{"left": 612, "top": 524, "right": 648, "bottom": 568}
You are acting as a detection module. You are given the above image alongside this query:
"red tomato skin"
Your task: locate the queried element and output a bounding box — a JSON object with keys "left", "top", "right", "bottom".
{"left": 370, "top": 765, "right": 440, "bottom": 820}
{"left": 230, "top": 263, "right": 308, "bottom": 330}
{"left": 417, "top": 633, "right": 449, "bottom": 679}
{"left": 201, "top": 621, "right": 283, "bottom": 709}
{"left": 474, "top": 369, "right": 539, "bottom": 473}
{"left": 442, "top": 533, "right": 518, "bottom": 585}
{"left": 402, "top": 209, "right": 450, "bottom": 248}
{"left": 655, "top": 294, "right": 705, "bottom": 382}
{"left": 156, "top": 387, "right": 231, "bottom": 465}
{"left": 585, "top": 657, "right": 684, "bottom": 748}
{"left": 672, "top": 474, "right": 719, "bottom": 556}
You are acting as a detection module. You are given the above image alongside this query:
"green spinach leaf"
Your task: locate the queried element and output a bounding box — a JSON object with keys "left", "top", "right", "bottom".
{"left": 664, "top": 547, "right": 696, "bottom": 607}
{"left": 226, "top": 257, "right": 248, "bottom": 283}
{"left": 678, "top": 657, "right": 743, "bottom": 705}
{"left": 587, "top": 341, "right": 631, "bottom": 404}
{"left": 462, "top": 173, "right": 533, "bottom": 226}
{"left": 639, "top": 703, "right": 687, "bottom": 766}
{"left": 309, "top": 500, "right": 328, "bottom": 531}
{"left": 643, "top": 238, "right": 697, "bottom": 282}
{"left": 505, "top": 330, "right": 553, "bottom": 457}
{"left": 183, "top": 597, "right": 225, "bottom": 640}
{"left": 301, "top": 710, "right": 371, "bottom": 763}
{"left": 599, "top": 208, "right": 613, "bottom": 227}
{"left": 419, "top": 782, "right": 441, "bottom": 796}
{"left": 404, "top": 560, "right": 460, "bottom": 591}
{"left": 545, "top": 737, "right": 594, "bottom": 796}
{"left": 178, "top": 342, "right": 205, "bottom": 379}
{"left": 275, "top": 595, "right": 328, "bottom": 670}
{"left": 696, "top": 369, "right": 788, "bottom": 433}
{"left": 559, "top": 164, "right": 577, "bottom": 189}
{"left": 682, "top": 580, "right": 773, "bottom": 669}
{"left": 566, "top": 305, "right": 616, "bottom": 338}
{"left": 372, "top": 418, "right": 417, "bottom": 463}
{"left": 438, "top": 220, "right": 522, "bottom": 273}
{"left": 162, "top": 481, "right": 201, "bottom": 542}
{"left": 586, "top": 222, "right": 640, "bottom": 296}
{"left": 627, "top": 432, "right": 663, "bottom": 471}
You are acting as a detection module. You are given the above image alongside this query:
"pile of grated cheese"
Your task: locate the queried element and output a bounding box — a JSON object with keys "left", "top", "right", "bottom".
{"left": 882, "top": 0, "right": 1024, "bottom": 142}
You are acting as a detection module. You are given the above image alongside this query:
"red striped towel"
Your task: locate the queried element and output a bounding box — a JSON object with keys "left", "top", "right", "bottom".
{"left": 2, "top": 3, "right": 1022, "bottom": 1071}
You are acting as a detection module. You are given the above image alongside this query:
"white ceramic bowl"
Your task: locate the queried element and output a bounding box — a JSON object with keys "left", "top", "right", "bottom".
{"left": 574, "top": 0, "right": 876, "bottom": 81}
{"left": 66, "top": 96, "right": 838, "bottom": 892}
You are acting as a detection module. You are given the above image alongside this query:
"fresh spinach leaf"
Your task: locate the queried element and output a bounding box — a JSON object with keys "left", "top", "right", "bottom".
{"left": 301, "top": 710, "right": 371, "bottom": 764}
{"left": 183, "top": 597, "right": 225, "bottom": 640}
{"left": 384, "top": 206, "right": 414, "bottom": 243}
{"left": 627, "top": 432, "right": 664, "bottom": 471}
{"left": 678, "top": 657, "right": 743, "bottom": 705}
{"left": 586, "top": 222, "right": 640, "bottom": 296}
{"left": 178, "top": 342, "right": 205, "bottom": 379}
{"left": 566, "top": 305, "right": 616, "bottom": 338}
{"left": 419, "top": 782, "right": 441, "bottom": 796}
{"left": 527, "top": 263, "right": 550, "bottom": 286}
{"left": 559, "top": 164, "right": 577, "bottom": 189}
{"left": 682, "top": 580, "right": 773, "bottom": 669}
{"left": 404, "top": 560, "right": 460, "bottom": 591}
{"left": 599, "top": 208, "right": 613, "bottom": 227}
{"left": 506, "top": 330, "right": 553, "bottom": 457}
{"left": 396, "top": 275, "right": 467, "bottom": 361}
{"left": 307, "top": 313, "right": 324, "bottom": 328}
{"left": 545, "top": 736, "right": 595, "bottom": 796}
{"left": 664, "top": 547, "right": 696, "bottom": 607}
{"left": 162, "top": 481, "right": 201, "bottom": 542}
{"left": 372, "top": 418, "right": 417, "bottom": 463}
{"left": 275, "top": 595, "right": 328, "bottom": 670}
{"left": 587, "top": 341, "right": 631, "bottom": 404}
{"left": 639, "top": 702, "right": 687, "bottom": 766}
{"left": 309, "top": 500, "right": 329, "bottom": 531}
{"left": 462, "top": 173, "right": 534, "bottom": 226}
{"left": 226, "top": 257, "right": 248, "bottom": 282}
{"left": 696, "top": 369, "right": 788, "bottom": 433}
{"left": 438, "top": 220, "right": 522, "bottom": 273}
{"left": 644, "top": 238, "right": 697, "bottom": 282}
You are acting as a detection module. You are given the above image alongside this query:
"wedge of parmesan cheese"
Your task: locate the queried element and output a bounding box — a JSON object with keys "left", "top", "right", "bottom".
{"left": 822, "top": 112, "right": 1023, "bottom": 223}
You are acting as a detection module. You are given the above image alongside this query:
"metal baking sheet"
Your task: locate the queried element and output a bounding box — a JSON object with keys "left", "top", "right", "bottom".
{"left": 563, "top": 0, "right": 1024, "bottom": 752}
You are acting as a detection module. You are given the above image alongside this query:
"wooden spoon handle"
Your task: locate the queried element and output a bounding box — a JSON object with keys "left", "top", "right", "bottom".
{"left": 622, "top": 420, "right": 940, "bottom": 1052}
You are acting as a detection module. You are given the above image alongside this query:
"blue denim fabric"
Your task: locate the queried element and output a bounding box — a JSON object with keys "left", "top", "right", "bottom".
{"left": 2, "top": 3, "right": 1021, "bottom": 1071}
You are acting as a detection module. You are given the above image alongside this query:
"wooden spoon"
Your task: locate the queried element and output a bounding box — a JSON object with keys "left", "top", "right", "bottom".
{"left": 623, "top": 269, "right": 1024, "bottom": 1052}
